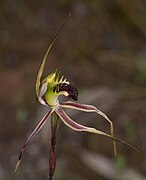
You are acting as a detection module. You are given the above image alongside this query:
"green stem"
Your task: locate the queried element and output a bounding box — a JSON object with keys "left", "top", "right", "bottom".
{"left": 48, "top": 112, "right": 59, "bottom": 180}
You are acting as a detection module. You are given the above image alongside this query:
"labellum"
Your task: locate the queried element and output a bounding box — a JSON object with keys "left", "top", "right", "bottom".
{"left": 54, "top": 83, "right": 78, "bottom": 101}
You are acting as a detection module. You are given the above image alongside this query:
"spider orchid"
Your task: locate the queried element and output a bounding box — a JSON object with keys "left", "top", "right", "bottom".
{"left": 15, "top": 14, "right": 138, "bottom": 179}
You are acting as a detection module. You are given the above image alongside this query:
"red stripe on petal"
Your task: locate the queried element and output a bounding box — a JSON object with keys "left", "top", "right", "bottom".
{"left": 25, "top": 109, "right": 53, "bottom": 144}
{"left": 15, "top": 109, "right": 53, "bottom": 171}
{"left": 56, "top": 107, "right": 88, "bottom": 130}
{"left": 60, "top": 101, "right": 95, "bottom": 111}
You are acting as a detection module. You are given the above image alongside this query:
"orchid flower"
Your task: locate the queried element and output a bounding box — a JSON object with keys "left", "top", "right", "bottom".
{"left": 15, "top": 14, "right": 138, "bottom": 180}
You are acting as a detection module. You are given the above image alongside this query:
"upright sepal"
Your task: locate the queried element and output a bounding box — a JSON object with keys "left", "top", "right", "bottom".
{"left": 35, "top": 13, "right": 71, "bottom": 98}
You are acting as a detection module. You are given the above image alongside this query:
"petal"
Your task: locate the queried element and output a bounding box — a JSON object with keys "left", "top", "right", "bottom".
{"left": 35, "top": 14, "right": 71, "bottom": 98}
{"left": 55, "top": 107, "right": 139, "bottom": 153}
{"left": 38, "top": 82, "right": 48, "bottom": 106}
{"left": 60, "top": 101, "right": 117, "bottom": 156}
{"left": 55, "top": 107, "right": 113, "bottom": 137}
{"left": 15, "top": 109, "right": 54, "bottom": 172}
{"left": 39, "top": 82, "right": 48, "bottom": 97}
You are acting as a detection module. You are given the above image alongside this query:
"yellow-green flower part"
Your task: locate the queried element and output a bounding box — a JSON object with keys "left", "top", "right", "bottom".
{"left": 38, "top": 71, "right": 78, "bottom": 107}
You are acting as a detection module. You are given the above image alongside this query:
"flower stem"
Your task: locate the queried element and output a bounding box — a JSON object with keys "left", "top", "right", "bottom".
{"left": 48, "top": 112, "right": 59, "bottom": 180}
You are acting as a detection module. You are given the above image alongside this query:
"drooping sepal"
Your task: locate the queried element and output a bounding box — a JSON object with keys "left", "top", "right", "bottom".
{"left": 15, "top": 109, "right": 54, "bottom": 172}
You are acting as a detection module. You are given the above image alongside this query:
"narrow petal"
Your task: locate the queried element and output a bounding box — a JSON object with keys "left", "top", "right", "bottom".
{"left": 55, "top": 107, "right": 139, "bottom": 152}
{"left": 55, "top": 107, "right": 113, "bottom": 138}
{"left": 15, "top": 109, "right": 54, "bottom": 172}
{"left": 60, "top": 101, "right": 117, "bottom": 156}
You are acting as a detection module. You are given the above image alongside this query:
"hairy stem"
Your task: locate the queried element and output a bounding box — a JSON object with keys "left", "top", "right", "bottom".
{"left": 48, "top": 112, "right": 59, "bottom": 180}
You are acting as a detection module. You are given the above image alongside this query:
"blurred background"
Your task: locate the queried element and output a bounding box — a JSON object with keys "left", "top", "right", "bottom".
{"left": 0, "top": 0, "right": 146, "bottom": 179}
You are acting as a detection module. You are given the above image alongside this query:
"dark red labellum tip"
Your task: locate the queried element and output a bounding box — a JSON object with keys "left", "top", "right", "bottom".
{"left": 56, "top": 83, "right": 78, "bottom": 101}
